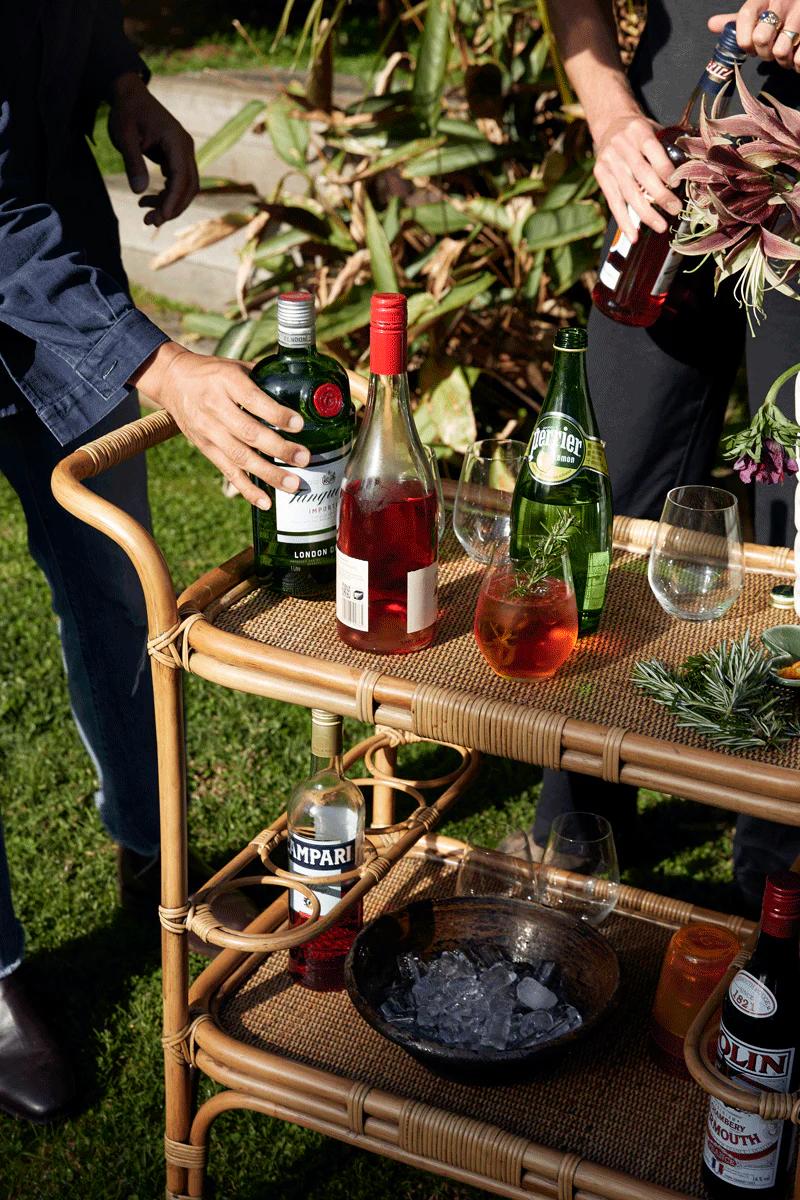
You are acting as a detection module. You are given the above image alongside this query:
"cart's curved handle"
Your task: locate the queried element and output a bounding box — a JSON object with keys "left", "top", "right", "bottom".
{"left": 51, "top": 407, "right": 181, "bottom": 638}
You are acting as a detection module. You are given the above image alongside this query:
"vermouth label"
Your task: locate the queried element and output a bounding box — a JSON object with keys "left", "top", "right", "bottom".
{"left": 527, "top": 412, "right": 608, "bottom": 485}
{"left": 703, "top": 1021, "right": 795, "bottom": 1190}
{"left": 274, "top": 440, "right": 352, "bottom": 557}
{"left": 288, "top": 833, "right": 357, "bottom": 917}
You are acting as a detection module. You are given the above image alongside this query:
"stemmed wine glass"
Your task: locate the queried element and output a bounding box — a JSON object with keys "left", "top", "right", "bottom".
{"left": 453, "top": 439, "right": 526, "bottom": 563}
{"left": 648, "top": 486, "right": 744, "bottom": 621}
{"left": 537, "top": 812, "right": 619, "bottom": 926}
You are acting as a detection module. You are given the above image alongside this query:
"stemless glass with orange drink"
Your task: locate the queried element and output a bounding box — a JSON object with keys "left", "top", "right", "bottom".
{"left": 474, "top": 518, "right": 579, "bottom": 680}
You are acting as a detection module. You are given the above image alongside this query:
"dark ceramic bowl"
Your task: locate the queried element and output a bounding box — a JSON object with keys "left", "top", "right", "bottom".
{"left": 344, "top": 895, "right": 619, "bottom": 1073}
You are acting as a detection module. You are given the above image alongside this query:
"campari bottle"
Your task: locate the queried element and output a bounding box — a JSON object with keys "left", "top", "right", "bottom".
{"left": 593, "top": 22, "right": 745, "bottom": 327}
{"left": 287, "top": 709, "right": 365, "bottom": 992}
{"left": 511, "top": 327, "right": 612, "bottom": 636}
{"left": 336, "top": 292, "right": 438, "bottom": 654}
{"left": 702, "top": 872, "right": 800, "bottom": 1198}
{"left": 250, "top": 291, "right": 354, "bottom": 597}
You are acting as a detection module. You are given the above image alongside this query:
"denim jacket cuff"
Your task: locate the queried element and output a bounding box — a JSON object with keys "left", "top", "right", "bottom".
{"left": 75, "top": 307, "right": 167, "bottom": 401}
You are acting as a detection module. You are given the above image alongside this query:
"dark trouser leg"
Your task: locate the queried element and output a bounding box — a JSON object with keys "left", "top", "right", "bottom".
{"left": 0, "top": 395, "right": 160, "bottom": 866}
{"left": 732, "top": 288, "right": 800, "bottom": 904}
{"left": 536, "top": 266, "right": 744, "bottom": 853}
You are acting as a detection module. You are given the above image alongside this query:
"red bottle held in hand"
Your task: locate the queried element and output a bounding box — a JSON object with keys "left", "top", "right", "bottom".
{"left": 336, "top": 293, "right": 438, "bottom": 654}
{"left": 592, "top": 22, "right": 745, "bottom": 327}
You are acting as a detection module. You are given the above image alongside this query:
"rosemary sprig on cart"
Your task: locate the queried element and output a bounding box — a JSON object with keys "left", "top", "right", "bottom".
{"left": 510, "top": 514, "right": 575, "bottom": 598}
{"left": 632, "top": 632, "right": 800, "bottom": 751}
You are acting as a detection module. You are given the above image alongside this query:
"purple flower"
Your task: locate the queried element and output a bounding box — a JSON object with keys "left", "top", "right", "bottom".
{"left": 735, "top": 439, "right": 798, "bottom": 485}
{"left": 733, "top": 454, "right": 758, "bottom": 483}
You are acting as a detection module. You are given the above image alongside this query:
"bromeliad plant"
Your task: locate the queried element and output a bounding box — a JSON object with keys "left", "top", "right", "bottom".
{"left": 671, "top": 71, "right": 800, "bottom": 485}
{"left": 157, "top": 0, "right": 609, "bottom": 454}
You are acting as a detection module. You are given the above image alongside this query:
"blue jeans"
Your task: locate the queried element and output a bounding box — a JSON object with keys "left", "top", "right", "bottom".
{"left": 0, "top": 393, "right": 160, "bottom": 977}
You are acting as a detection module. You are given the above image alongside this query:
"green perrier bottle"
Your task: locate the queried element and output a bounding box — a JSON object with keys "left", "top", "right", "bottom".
{"left": 511, "top": 327, "right": 612, "bottom": 635}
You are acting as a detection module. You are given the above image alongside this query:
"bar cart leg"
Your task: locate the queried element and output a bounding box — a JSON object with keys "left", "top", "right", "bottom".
{"left": 370, "top": 742, "right": 397, "bottom": 827}
{"left": 152, "top": 657, "right": 193, "bottom": 1200}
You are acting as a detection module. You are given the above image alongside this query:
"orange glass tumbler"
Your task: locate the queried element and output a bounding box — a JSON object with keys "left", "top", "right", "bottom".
{"left": 650, "top": 923, "right": 740, "bottom": 1076}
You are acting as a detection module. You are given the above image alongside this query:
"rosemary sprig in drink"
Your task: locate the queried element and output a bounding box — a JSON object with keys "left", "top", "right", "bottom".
{"left": 509, "top": 513, "right": 575, "bottom": 598}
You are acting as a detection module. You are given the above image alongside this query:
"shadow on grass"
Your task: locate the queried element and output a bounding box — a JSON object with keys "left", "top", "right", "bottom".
{"left": 20, "top": 908, "right": 161, "bottom": 1114}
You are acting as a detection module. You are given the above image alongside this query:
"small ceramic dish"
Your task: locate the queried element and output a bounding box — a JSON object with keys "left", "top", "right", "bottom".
{"left": 762, "top": 625, "right": 800, "bottom": 688}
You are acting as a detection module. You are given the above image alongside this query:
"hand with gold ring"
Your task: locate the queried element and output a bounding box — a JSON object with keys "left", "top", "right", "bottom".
{"left": 709, "top": 2, "right": 800, "bottom": 68}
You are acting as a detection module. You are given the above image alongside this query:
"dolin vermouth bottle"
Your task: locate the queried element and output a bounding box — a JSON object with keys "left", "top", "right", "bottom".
{"left": 251, "top": 292, "right": 354, "bottom": 597}
{"left": 287, "top": 710, "right": 365, "bottom": 992}
{"left": 511, "top": 327, "right": 612, "bottom": 636}
{"left": 593, "top": 22, "right": 746, "bottom": 327}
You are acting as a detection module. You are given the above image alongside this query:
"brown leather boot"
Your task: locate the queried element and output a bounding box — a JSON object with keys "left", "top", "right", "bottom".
{"left": 0, "top": 973, "right": 74, "bottom": 1122}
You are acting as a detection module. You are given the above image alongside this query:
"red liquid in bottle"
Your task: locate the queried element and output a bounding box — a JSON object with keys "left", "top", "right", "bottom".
{"left": 591, "top": 191, "right": 685, "bottom": 328}
{"left": 337, "top": 479, "right": 437, "bottom": 654}
{"left": 288, "top": 900, "right": 363, "bottom": 992}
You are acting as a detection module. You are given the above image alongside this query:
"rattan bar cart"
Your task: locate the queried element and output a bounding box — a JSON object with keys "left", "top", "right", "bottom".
{"left": 52, "top": 390, "right": 800, "bottom": 1200}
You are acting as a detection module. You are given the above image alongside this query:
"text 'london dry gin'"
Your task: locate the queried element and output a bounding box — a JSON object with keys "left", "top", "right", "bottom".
{"left": 511, "top": 327, "right": 612, "bottom": 636}
{"left": 287, "top": 710, "right": 365, "bottom": 992}
{"left": 593, "top": 22, "right": 745, "bottom": 327}
{"left": 250, "top": 291, "right": 354, "bottom": 598}
{"left": 703, "top": 872, "right": 800, "bottom": 1198}
{"left": 336, "top": 292, "right": 438, "bottom": 654}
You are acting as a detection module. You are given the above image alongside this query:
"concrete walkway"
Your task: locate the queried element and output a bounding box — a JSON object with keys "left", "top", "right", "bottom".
{"left": 111, "top": 69, "right": 362, "bottom": 309}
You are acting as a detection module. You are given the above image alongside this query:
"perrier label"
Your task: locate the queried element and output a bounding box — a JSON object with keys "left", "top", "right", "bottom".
{"left": 511, "top": 326, "right": 612, "bottom": 636}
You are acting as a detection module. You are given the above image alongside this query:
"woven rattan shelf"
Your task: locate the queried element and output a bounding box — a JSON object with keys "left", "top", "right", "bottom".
{"left": 50, "top": 407, "right": 800, "bottom": 1200}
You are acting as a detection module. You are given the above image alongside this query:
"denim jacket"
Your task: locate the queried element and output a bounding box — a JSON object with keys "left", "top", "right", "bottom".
{"left": 0, "top": 2, "right": 168, "bottom": 444}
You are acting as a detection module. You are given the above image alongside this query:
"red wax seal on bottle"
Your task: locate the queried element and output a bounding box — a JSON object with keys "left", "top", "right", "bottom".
{"left": 370, "top": 292, "right": 407, "bottom": 376}
{"left": 761, "top": 870, "right": 800, "bottom": 938}
{"left": 312, "top": 382, "right": 343, "bottom": 418}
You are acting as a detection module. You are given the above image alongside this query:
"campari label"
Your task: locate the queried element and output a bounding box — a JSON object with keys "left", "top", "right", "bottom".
{"left": 729, "top": 971, "right": 778, "bottom": 1020}
{"left": 288, "top": 833, "right": 357, "bottom": 918}
{"left": 703, "top": 1022, "right": 795, "bottom": 1190}
{"left": 527, "top": 412, "right": 608, "bottom": 485}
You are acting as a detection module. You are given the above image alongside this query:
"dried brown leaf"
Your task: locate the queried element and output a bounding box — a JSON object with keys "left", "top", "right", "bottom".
{"left": 150, "top": 214, "right": 248, "bottom": 270}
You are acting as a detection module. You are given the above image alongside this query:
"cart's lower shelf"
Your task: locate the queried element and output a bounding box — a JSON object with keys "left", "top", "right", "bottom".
{"left": 216, "top": 851, "right": 711, "bottom": 1199}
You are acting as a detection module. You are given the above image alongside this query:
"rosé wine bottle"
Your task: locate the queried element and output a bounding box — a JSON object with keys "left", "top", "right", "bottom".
{"left": 336, "top": 293, "right": 438, "bottom": 654}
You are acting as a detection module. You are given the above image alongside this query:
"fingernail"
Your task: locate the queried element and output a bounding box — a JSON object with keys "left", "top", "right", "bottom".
{"left": 293, "top": 448, "right": 311, "bottom": 466}
{"left": 282, "top": 475, "right": 299, "bottom": 491}
{"left": 257, "top": 496, "right": 271, "bottom": 510}
{"left": 288, "top": 416, "right": 303, "bottom": 433}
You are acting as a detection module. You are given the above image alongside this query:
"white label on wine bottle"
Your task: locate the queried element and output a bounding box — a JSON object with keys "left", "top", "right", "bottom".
{"left": 703, "top": 1022, "right": 795, "bottom": 1190}
{"left": 407, "top": 561, "right": 438, "bottom": 633}
{"left": 730, "top": 971, "right": 778, "bottom": 1019}
{"left": 598, "top": 261, "right": 621, "bottom": 290}
{"left": 288, "top": 833, "right": 357, "bottom": 917}
{"left": 274, "top": 441, "right": 352, "bottom": 543}
{"left": 336, "top": 548, "right": 369, "bottom": 631}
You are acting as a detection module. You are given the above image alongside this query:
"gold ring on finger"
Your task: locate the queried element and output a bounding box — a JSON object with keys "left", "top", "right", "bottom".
{"left": 757, "top": 9, "right": 783, "bottom": 27}
{"left": 779, "top": 25, "right": 800, "bottom": 45}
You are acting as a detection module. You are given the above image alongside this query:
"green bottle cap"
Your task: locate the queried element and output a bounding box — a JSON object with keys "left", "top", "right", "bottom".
{"left": 770, "top": 583, "right": 795, "bottom": 610}
{"left": 554, "top": 327, "right": 588, "bottom": 352}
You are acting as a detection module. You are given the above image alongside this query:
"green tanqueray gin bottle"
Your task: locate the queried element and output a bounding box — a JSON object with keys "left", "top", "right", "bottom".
{"left": 250, "top": 292, "right": 354, "bottom": 598}
{"left": 510, "top": 326, "right": 612, "bottom": 635}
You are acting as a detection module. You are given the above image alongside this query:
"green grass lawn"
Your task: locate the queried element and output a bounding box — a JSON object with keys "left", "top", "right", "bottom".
{"left": 0, "top": 397, "right": 737, "bottom": 1198}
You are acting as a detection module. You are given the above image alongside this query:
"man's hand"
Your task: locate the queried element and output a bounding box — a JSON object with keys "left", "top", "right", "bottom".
{"left": 593, "top": 105, "right": 682, "bottom": 241}
{"left": 710, "top": 4, "right": 800, "bottom": 70}
{"left": 130, "top": 343, "right": 309, "bottom": 508}
{"left": 108, "top": 73, "right": 199, "bottom": 227}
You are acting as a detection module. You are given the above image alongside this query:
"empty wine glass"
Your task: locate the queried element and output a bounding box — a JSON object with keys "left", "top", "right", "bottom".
{"left": 423, "top": 445, "right": 447, "bottom": 546}
{"left": 648, "top": 486, "right": 744, "bottom": 621}
{"left": 537, "top": 812, "right": 619, "bottom": 926}
{"left": 456, "top": 834, "right": 537, "bottom": 901}
{"left": 453, "top": 439, "right": 526, "bottom": 563}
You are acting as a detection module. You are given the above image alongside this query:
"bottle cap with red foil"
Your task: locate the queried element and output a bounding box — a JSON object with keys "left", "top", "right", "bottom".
{"left": 761, "top": 870, "right": 800, "bottom": 938}
{"left": 370, "top": 292, "right": 407, "bottom": 376}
